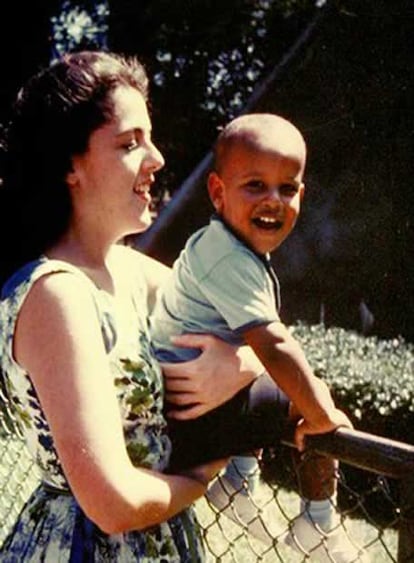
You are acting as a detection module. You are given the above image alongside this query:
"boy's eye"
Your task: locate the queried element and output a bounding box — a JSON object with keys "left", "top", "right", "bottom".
{"left": 245, "top": 180, "right": 266, "bottom": 192}
{"left": 280, "top": 183, "right": 299, "bottom": 196}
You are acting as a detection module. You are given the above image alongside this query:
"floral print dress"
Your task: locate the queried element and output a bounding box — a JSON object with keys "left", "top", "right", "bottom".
{"left": 0, "top": 249, "right": 204, "bottom": 562}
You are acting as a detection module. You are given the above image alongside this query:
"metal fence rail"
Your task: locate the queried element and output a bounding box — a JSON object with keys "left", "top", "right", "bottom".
{"left": 286, "top": 425, "right": 414, "bottom": 561}
{"left": 1, "top": 395, "right": 413, "bottom": 561}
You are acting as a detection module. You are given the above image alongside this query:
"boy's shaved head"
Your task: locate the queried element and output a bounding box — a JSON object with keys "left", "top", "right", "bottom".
{"left": 214, "top": 113, "right": 307, "bottom": 174}
{"left": 208, "top": 112, "right": 306, "bottom": 255}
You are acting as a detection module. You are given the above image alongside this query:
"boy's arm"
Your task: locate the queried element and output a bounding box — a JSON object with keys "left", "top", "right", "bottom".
{"left": 243, "top": 321, "right": 352, "bottom": 450}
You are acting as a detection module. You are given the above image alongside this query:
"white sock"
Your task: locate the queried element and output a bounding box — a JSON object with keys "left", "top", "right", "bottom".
{"left": 224, "top": 455, "right": 260, "bottom": 495}
{"left": 301, "top": 497, "right": 338, "bottom": 532}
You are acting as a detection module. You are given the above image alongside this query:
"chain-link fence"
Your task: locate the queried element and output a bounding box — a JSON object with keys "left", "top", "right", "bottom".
{"left": 195, "top": 457, "right": 398, "bottom": 561}
{"left": 1, "top": 385, "right": 414, "bottom": 561}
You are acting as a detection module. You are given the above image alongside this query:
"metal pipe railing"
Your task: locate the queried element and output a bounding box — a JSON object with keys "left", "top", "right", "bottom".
{"left": 281, "top": 424, "right": 414, "bottom": 561}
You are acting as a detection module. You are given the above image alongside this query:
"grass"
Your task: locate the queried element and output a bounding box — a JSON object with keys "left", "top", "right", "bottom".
{"left": 0, "top": 434, "right": 41, "bottom": 545}
{"left": 194, "top": 475, "right": 398, "bottom": 562}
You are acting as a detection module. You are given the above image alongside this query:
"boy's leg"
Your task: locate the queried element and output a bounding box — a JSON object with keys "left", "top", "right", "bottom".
{"left": 167, "top": 374, "right": 287, "bottom": 544}
{"left": 205, "top": 454, "right": 271, "bottom": 542}
{"left": 166, "top": 372, "right": 287, "bottom": 472}
{"left": 167, "top": 374, "right": 364, "bottom": 558}
{"left": 284, "top": 405, "right": 365, "bottom": 561}
{"left": 168, "top": 374, "right": 299, "bottom": 546}
{"left": 222, "top": 454, "right": 260, "bottom": 494}
{"left": 293, "top": 449, "right": 337, "bottom": 500}
{"left": 289, "top": 401, "right": 337, "bottom": 502}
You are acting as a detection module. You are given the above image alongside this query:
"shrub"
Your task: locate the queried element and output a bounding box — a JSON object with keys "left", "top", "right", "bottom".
{"left": 261, "top": 323, "right": 414, "bottom": 527}
{"left": 291, "top": 323, "right": 414, "bottom": 442}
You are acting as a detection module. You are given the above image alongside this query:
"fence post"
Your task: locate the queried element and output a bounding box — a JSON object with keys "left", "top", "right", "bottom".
{"left": 398, "top": 474, "right": 414, "bottom": 562}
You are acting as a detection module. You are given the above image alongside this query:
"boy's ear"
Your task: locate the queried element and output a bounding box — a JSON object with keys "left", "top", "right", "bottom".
{"left": 299, "top": 182, "right": 305, "bottom": 201}
{"left": 207, "top": 171, "right": 224, "bottom": 212}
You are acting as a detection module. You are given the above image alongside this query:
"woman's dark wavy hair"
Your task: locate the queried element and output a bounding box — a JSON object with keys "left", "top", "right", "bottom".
{"left": 0, "top": 50, "right": 149, "bottom": 287}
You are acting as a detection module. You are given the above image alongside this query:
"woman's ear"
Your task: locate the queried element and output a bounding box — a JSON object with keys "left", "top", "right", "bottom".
{"left": 65, "top": 156, "right": 81, "bottom": 190}
{"left": 207, "top": 172, "right": 224, "bottom": 212}
{"left": 65, "top": 169, "right": 78, "bottom": 189}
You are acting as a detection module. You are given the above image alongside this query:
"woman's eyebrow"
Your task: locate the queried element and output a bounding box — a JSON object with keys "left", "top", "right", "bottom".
{"left": 116, "top": 125, "right": 153, "bottom": 138}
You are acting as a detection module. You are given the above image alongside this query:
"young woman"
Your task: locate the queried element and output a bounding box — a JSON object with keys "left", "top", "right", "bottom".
{"left": 0, "top": 50, "right": 257, "bottom": 561}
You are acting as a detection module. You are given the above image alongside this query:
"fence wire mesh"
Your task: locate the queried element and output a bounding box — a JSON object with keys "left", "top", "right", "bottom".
{"left": 0, "top": 396, "right": 404, "bottom": 561}
{"left": 195, "top": 456, "right": 399, "bottom": 562}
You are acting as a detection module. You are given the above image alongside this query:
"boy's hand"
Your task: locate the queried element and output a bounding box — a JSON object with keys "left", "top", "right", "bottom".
{"left": 294, "top": 408, "right": 353, "bottom": 452}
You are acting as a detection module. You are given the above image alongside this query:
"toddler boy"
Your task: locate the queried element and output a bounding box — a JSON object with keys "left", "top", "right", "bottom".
{"left": 151, "top": 113, "right": 364, "bottom": 561}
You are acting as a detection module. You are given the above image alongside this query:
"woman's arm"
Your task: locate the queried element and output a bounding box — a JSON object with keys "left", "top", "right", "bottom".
{"left": 162, "top": 334, "right": 265, "bottom": 419}
{"left": 14, "top": 273, "right": 224, "bottom": 534}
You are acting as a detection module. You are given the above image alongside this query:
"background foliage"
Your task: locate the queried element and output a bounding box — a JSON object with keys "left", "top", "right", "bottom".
{"left": 108, "top": 0, "right": 328, "bottom": 201}
{"left": 0, "top": 0, "right": 412, "bottom": 344}
{"left": 292, "top": 324, "right": 414, "bottom": 440}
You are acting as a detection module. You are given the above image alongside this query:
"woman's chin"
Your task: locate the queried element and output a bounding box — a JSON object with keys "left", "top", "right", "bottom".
{"left": 136, "top": 215, "right": 153, "bottom": 233}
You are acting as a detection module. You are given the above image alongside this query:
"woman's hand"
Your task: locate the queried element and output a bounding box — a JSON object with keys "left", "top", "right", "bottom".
{"left": 161, "top": 334, "right": 264, "bottom": 420}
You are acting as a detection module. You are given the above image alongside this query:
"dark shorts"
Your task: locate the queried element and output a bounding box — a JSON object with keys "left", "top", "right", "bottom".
{"left": 167, "top": 372, "right": 289, "bottom": 471}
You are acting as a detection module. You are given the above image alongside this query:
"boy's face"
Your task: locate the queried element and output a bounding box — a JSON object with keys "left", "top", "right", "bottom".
{"left": 208, "top": 142, "right": 305, "bottom": 255}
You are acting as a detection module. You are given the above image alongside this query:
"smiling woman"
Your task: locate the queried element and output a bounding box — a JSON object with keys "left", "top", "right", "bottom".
{"left": 66, "top": 85, "right": 164, "bottom": 246}
{"left": 0, "top": 50, "right": 234, "bottom": 561}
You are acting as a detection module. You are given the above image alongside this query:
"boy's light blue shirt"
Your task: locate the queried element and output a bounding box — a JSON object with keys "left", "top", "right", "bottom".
{"left": 150, "top": 215, "right": 281, "bottom": 362}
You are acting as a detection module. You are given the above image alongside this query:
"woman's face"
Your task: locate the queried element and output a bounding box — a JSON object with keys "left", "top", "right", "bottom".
{"left": 68, "top": 85, "right": 164, "bottom": 240}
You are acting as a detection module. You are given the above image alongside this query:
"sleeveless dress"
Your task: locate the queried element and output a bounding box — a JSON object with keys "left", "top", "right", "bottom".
{"left": 0, "top": 249, "right": 204, "bottom": 562}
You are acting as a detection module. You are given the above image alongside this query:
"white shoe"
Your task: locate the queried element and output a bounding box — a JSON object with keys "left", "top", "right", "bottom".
{"left": 206, "top": 476, "right": 274, "bottom": 545}
{"left": 283, "top": 513, "right": 367, "bottom": 562}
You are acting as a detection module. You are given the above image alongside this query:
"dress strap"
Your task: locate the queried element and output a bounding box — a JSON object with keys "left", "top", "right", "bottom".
{"left": 41, "top": 481, "right": 72, "bottom": 496}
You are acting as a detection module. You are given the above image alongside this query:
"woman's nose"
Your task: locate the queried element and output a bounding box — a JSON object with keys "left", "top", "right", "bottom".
{"left": 146, "top": 141, "right": 165, "bottom": 173}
